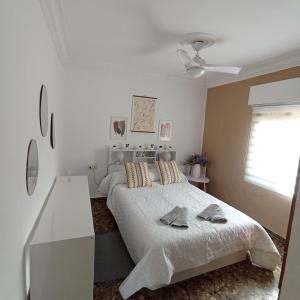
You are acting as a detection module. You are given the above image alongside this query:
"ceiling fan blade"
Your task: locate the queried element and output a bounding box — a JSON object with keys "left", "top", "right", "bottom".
{"left": 176, "top": 49, "right": 194, "bottom": 68}
{"left": 202, "top": 64, "right": 241, "bottom": 74}
{"left": 168, "top": 68, "right": 205, "bottom": 79}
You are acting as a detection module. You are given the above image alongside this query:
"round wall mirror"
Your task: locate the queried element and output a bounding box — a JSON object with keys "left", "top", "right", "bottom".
{"left": 50, "top": 113, "right": 55, "bottom": 149}
{"left": 26, "top": 139, "right": 39, "bottom": 195}
{"left": 39, "top": 84, "right": 48, "bottom": 137}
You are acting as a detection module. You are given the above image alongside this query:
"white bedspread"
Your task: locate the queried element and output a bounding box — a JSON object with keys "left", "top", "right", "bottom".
{"left": 106, "top": 177, "right": 281, "bottom": 299}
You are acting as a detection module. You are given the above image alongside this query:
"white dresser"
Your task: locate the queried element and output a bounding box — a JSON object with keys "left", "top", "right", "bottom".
{"left": 30, "top": 176, "right": 95, "bottom": 300}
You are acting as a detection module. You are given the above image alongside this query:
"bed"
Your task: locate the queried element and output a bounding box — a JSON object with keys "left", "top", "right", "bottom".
{"left": 100, "top": 170, "right": 281, "bottom": 299}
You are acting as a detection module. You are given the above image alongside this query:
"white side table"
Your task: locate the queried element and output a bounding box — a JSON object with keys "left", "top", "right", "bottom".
{"left": 186, "top": 175, "right": 210, "bottom": 192}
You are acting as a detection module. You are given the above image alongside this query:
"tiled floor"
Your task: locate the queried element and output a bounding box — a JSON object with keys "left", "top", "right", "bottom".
{"left": 91, "top": 199, "right": 284, "bottom": 300}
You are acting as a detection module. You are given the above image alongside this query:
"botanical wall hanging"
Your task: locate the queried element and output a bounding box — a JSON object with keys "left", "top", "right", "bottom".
{"left": 131, "top": 95, "right": 156, "bottom": 133}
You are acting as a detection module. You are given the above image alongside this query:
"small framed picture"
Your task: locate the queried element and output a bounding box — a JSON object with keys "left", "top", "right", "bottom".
{"left": 110, "top": 116, "right": 127, "bottom": 140}
{"left": 158, "top": 120, "right": 173, "bottom": 141}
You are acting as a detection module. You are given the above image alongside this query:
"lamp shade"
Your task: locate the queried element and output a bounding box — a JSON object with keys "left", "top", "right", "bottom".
{"left": 164, "top": 152, "right": 172, "bottom": 161}
{"left": 116, "top": 151, "right": 125, "bottom": 162}
{"left": 187, "top": 67, "right": 205, "bottom": 78}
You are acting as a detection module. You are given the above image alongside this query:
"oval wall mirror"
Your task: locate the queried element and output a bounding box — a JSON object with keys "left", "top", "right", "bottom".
{"left": 26, "top": 139, "right": 39, "bottom": 195}
{"left": 50, "top": 113, "right": 55, "bottom": 149}
{"left": 39, "top": 84, "right": 48, "bottom": 137}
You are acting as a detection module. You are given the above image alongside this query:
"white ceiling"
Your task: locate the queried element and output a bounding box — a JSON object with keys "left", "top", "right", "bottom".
{"left": 46, "top": 0, "right": 300, "bottom": 81}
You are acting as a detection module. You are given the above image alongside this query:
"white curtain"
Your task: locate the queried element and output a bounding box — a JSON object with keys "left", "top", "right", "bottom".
{"left": 245, "top": 105, "right": 300, "bottom": 197}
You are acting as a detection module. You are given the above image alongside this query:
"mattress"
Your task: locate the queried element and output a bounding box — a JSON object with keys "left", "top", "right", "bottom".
{"left": 105, "top": 173, "right": 281, "bottom": 299}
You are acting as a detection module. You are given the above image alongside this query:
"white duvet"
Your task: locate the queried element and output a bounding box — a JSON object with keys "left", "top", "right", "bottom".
{"left": 103, "top": 172, "right": 281, "bottom": 299}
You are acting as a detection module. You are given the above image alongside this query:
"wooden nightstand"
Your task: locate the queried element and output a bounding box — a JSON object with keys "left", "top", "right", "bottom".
{"left": 186, "top": 175, "right": 210, "bottom": 192}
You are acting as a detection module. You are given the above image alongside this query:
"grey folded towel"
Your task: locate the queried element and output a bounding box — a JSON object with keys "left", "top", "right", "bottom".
{"left": 171, "top": 207, "right": 188, "bottom": 228}
{"left": 160, "top": 206, "right": 189, "bottom": 228}
{"left": 198, "top": 204, "right": 227, "bottom": 223}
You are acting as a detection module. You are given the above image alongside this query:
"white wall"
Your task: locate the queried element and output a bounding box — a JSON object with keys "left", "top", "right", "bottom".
{"left": 0, "top": 0, "right": 64, "bottom": 299}
{"left": 249, "top": 77, "right": 300, "bottom": 106}
{"left": 62, "top": 66, "right": 206, "bottom": 196}
{"left": 280, "top": 174, "right": 300, "bottom": 300}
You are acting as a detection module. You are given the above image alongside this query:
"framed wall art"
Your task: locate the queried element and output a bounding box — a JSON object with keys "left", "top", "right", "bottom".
{"left": 131, "top": 95, "right": 156, "bottom": 133}
{"left": 158, "top": 120, "right": 173, "bottom": 141}
{"left": 110, "top": 116, "right": 127, "bottom": 140}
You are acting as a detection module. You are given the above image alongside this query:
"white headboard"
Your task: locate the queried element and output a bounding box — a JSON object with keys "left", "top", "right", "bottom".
{"left": 107, "top": 147, "right": 176, "bottom": 174}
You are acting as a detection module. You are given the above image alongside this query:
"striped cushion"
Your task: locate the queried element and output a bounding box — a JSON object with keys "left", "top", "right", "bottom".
{"left": 155, "top": 160, "right": 181, "bottom": 185}
{"left": 124, "top": 162, "right": 152, "bottom": 188}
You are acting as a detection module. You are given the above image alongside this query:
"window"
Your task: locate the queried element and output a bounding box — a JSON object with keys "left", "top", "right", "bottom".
{"left": 245, "top": 105, "right": 300, "bottom": 197}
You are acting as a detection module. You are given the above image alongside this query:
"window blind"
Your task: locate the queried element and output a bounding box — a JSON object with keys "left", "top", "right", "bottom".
{"left": 245, "top": 105, "right": 300, "bottom": 197}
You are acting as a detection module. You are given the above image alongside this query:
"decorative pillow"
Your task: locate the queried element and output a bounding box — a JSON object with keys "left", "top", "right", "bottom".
{"left": 155, "top": 160, "right": 181, "bottom": 185}
{"left": 124, "top": 162, "right": 152, "bottom": 188}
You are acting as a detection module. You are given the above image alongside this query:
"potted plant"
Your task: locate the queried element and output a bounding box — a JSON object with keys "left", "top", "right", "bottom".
{"left": 199, "top": 155, "right": 208, "bottom": 177}
{"left": 185, "top": 154, "right": 208, "bottom": 178}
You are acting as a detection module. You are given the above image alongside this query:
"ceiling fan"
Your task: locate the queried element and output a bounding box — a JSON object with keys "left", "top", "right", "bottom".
{"left": 176, "top": 40, "right": 241, "bottom": 78}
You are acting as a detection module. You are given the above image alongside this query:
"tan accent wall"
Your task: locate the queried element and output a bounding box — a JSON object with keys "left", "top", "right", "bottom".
{"left": 203, "top": 66, "right": 300, "bottom": 237}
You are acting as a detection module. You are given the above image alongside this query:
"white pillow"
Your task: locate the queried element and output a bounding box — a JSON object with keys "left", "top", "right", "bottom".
{"left": 108, "top": 164, "right": 125, "bottom": 174}
{"left": 98, "top": 166, "right": 187, "bottom": 195}
{"left": 98, "top": 170, "right": 127, "bottom": 195}
{"left": 98, "top": 175, "right": 111, "bottom": 195}
{"left": 148, "top": 167, "right": 160, "bottom": 182}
